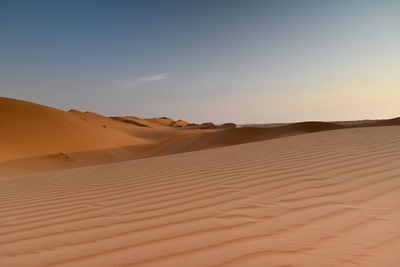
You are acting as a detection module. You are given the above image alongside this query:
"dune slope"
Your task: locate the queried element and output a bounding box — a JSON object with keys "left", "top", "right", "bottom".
{"left": 1, "top": 126, "right": 400, "bottom": 266}
{"left": 0, "top": 97, "right": 213, "bottom": 177}
{"left": 0, "top": 97, "right": 150, "bottom": 161}
{"left": 178, "top": 121, "right": 344, "bottom": 151}
{"left": 0, "top": 97, "right": 347, "bottom": 178}
{"left": 1, "top": 96, "right": 399, "bottom": 179}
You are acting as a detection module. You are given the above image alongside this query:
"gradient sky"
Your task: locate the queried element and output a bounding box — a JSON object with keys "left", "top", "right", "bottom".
{"left": 1, "top": 0, "right": 399, "bottom": 123}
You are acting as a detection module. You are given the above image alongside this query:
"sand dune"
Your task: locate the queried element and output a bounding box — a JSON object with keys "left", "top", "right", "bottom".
{"left": 1, "top": 126, "right": 400, "bottom": 266}
{"left": 170, "top": 119, "right": 189, "bottom": 127}
{"left": 1, "top": 96, "right": 399, "bottom": 180}
{"left": 363, "top": 117, "right": 400, "bottom": 127}
{"left": 220, "top": 122, "right": 240, "bottom": 129}
{"left": 0, "top": 98, "right": 336, "bottom": 178}
{"left": 177, "top": 121, "right": 344, "bottom": 152}
{"left": 0, "top": 97, "right": 214, "bottom": 177}
{"left": 0, "top": 97, "right": 149, "bottom": 161}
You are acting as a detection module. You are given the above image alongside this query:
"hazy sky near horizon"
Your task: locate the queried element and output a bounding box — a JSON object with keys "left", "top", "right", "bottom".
{"left": 1, "top": 0, "right": 399, "bottom": 123}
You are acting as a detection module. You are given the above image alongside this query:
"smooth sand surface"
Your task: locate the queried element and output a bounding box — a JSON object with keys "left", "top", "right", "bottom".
{"left": 1, "top": 126, "right": 400, "bottom": 266}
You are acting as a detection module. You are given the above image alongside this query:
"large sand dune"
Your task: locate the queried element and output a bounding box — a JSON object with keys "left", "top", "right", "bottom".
{"left": 1, "top": 126, "right": 400, "bottom": 266}
{"left": 0, "top": 97, "right": 214, "bottom": 177}
{"left": 0, "top": 97, "right": 147, "bottom": 161}
{"left": 0, "top": 97, "right": 366, "bottom": 178}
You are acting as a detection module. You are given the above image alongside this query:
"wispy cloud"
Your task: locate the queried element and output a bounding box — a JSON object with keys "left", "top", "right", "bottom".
{"left": 138, "top": 73, "right": 168, "bottom": 82}
{"left": 120, "top": 73, "right": 168, "bottom": 88}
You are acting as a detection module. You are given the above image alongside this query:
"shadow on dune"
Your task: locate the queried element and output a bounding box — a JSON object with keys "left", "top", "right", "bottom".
{"left": 181, "top": 121, "right": 345, "bottom": 151}
{"left": 361, "top": 117, "right": 400, "bottom": 127}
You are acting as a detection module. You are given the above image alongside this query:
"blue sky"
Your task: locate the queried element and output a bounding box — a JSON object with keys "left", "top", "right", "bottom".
{"left": 1, "top": 0, "right": 399, "bottom": 123}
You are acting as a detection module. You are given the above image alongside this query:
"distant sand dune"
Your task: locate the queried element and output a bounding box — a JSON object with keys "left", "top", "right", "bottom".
{"left": 177, "top": 121, "right": 344, "bottom": 152}
{"left": 1, "top": 126, "right": 399, "bottom": 266}
{"left": 170, "top": 119, "right": 189, "bottom": 127}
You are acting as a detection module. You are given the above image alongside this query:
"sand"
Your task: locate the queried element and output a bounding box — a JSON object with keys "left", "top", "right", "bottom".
{"left": 0, "top": 97, "right": 216, "bottom": 177}
{"left": 1, "top": 126, "right": 400, "bottom": 266}
{"left": 0, "top": 97, "right": 360, "bottom": 178}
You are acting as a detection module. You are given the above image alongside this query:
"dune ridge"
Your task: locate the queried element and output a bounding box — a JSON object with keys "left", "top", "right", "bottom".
{"left": 1, "top": 96, "right": 400, "bottom": 178}
{"left": 1, "top": 126, "right": 400, "bottom": 266}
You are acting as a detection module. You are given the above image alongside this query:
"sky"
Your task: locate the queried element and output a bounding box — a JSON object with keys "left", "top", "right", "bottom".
{"left": 0, "top": 0, "right": 399, "bottom": 123}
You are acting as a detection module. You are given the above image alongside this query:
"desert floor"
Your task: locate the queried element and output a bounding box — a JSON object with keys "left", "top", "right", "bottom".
{"left": 1, "top": 126, "right": 400, "bottom": 266}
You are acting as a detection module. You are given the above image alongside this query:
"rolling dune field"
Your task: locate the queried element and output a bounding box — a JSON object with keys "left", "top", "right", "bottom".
{"left": 2, "top": 1, "right": 399, "bottom": 266}
{"left": 1, "top": 126, "right": 400, "bottom": 266}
